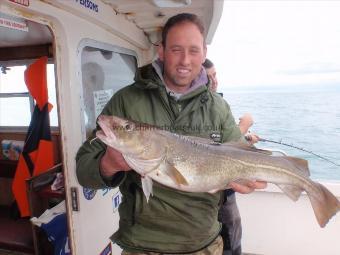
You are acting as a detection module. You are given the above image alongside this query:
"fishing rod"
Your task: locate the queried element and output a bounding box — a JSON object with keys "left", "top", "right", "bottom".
{"left": 248, "top": 136, "right": 340, "bottom": 167}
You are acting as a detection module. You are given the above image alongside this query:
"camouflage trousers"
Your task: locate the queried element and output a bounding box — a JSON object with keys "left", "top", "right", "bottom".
{"left": 121, "top": 235, "right": 223, "bottom": 255}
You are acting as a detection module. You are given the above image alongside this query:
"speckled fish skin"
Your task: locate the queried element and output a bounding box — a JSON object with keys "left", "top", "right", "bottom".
{"left": 96, "top": 115, "right": 340, "bottom": 228}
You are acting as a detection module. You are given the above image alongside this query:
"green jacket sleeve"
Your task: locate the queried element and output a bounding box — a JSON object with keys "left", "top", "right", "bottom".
{"left": 220, "top": 100, "right": 243, "bottom": 143}
{"left": 75, "top": 89, "right": 128, "bottom": 189}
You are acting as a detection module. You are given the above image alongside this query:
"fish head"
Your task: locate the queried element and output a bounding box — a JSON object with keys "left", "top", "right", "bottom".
{"left": 96, "top": 115, "right": 156, "bottom": 156}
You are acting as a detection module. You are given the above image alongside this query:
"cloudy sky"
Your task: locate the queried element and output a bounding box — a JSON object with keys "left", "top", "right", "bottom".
{"left": 207, "top": 1, "right": 340, "bottom": 89}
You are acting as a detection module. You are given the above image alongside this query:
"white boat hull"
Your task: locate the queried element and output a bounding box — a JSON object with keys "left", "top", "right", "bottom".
{"left": 237, "top": 182, "right": 340, "bottom": 255}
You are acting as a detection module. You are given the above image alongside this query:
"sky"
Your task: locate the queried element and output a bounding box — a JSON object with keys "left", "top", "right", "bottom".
{"left": 207, "top": 1, "right": 340, "bottom": 89}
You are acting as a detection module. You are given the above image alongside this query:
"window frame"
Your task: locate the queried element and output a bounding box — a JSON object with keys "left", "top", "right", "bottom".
{"left": 77, "top": 38, "right": 139, "bottom": 140}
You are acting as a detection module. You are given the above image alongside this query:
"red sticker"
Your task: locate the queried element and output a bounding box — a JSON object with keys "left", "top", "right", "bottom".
{"left": 8, "top": 0, "right": 29, "bottom": 7}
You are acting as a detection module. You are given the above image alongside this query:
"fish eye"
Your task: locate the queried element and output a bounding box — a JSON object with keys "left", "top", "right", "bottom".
{"left": 125, "top": 123, "right": 132, "bottom": 131}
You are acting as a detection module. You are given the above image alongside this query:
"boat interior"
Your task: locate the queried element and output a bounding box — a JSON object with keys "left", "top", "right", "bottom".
{"left": 0, "top": 16, "right": 64, "bottom": 254}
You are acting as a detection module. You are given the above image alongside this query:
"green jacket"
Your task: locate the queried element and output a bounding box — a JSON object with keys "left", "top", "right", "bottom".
{"left": 76, "top": 62, "right": 242, "bottom": 253}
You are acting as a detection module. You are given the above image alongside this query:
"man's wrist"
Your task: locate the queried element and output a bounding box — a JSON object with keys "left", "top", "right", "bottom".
{"left": 100, "top": 160, "right": 120, "bottom": 178}
{"left": 99, "top": 167, "right": 126, "bottom": 187}
{"left": 100, "top": 150, "right": 122, "bottom": 177}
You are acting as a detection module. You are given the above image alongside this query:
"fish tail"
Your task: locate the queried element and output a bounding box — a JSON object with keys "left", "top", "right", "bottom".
{"left": 277, "top": 184, "right": 304, "bottom": 201}
{"left": 307, "top": 182, "right": 340, "bottom": 227}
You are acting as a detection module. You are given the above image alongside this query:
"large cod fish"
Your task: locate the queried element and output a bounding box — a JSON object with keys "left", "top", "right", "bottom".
{"left": 96, "top": 115, "right": 340, "bottom": 228}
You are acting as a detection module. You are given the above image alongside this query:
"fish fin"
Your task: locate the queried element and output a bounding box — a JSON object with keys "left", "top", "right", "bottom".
{"left": 182, "top": 135, "right": 275, "bottom": 155}
{"left": 141, "top": 176, "right": 153, "bottom": 202}
{"left": 232, "top": 178, "right": 256, "bottom": 186}
{"left": 307, "top": 182, "right": 340, "bottom": 227}
{"left": 174, "top": 134, "right": 213, "bottom": 145}
{"left": 222, "top": 142, "right": 273, "bottom": 155}
{"left": 284, "top": 156, "right": 310, "bottom": 176}
{"left": 189, "top": 136, "right": 212, "bottom": 144}
{"left": 277, "top": 184, "right": 303, "bottom": 201}
{"left": 162, "top": 162, "right": 189, "bottom": 186}
{"left": 124, "top": 154, "right": 165, "bottom": 175}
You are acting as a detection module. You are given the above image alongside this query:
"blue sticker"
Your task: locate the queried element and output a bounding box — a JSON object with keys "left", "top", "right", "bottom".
{"left": 102, "top": 187, "right": 112, "bottom": 196}
{"left": 99, "top": 243, "right": 112, "bottom": 255}
{"left": 9, "top": 0, "right": 30, "bottom": 7}
{"left": 112, "top": 192, "right": 121, "bottom": 212}
{"left": 83, "top": 187, "right": 97, "bottom": 200}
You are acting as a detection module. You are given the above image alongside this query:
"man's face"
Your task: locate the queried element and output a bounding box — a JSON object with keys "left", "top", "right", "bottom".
{"left": 206, "top": 66, "right": 218, "bottom": 92}
{"left": 158, "top": 22, "right": 207, "bottom": 92}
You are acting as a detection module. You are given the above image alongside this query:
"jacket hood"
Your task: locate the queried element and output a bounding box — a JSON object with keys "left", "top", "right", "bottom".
{"left": 134, "top": 62, "right": 163, "bottom": 90}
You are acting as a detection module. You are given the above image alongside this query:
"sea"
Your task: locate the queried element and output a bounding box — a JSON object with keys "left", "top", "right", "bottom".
{"left": 221, "top": 85, "right": 340, "bottom": 182}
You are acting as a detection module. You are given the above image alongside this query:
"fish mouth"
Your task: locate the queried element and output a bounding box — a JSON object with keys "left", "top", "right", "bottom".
{"left": 96, "top": 129, "right": 115, "bottom": 145}
{"left": 97, "top": 115, "right": 118, "bottom": 142}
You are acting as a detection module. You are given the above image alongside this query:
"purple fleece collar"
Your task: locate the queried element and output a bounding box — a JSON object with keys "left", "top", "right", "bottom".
{"left": 152, "top": 59, "right": 208, "bottom": 96}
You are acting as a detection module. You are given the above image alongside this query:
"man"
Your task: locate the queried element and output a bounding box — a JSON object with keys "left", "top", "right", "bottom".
{"left": 76, "top": 13, "right": 266, "bottom": 254}
{"left": 203, "top": 58, "right": 255, "bottom": 136}
{"left": 203, "top": 58, "right": 218, "bottom": 93}
{"left": 203, "top": 58, "right": 256, "bottom": 255}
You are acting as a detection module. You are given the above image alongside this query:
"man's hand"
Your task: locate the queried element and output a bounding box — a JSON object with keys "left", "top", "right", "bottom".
{"left": 238, "top": 113, "right": 254, "bottom": 135}
{"left": 245, "top": 132, "right": 260, "bottom": 144}
{"left": 229, "top": 180, "right": 267, "bottom": 194}
{"left": 100, "top": 147, "right": 131, "bottom": 177}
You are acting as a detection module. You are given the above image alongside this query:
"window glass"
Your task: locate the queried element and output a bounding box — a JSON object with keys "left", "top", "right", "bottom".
{"left": 81, "top": 45, "right": 137, "bottom": 137}
{"left": 47, "top": 64, "right": 58, "bottom": 127}
{"left": 0, "top": 63, "right": 58, "bottom": 127}
{"left": 0, "top": 97, "right": 31, "bottom": 126}
{"left": 0, "top": 66, "right": 27, "bottom": 93}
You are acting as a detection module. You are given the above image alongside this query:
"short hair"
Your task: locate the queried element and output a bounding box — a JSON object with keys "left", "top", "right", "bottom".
{"left": 161, "top": 13, "right": 205, "bottom": 47}
{"left": 203, "top": 58, "right": 214, "bottom": 69}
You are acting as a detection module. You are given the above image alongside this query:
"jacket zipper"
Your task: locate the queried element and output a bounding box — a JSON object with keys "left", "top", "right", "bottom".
{"left": 158, "top": 88, "right": 175, "bottom": 126}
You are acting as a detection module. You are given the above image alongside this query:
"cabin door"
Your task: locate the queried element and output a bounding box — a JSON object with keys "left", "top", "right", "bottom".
{"left": 73, "top": 40, "right": 137, "bottom": 255}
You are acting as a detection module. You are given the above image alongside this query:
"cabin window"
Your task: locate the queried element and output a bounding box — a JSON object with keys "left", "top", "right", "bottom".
{"left": 80, "top": 43, "right": 137, "bottom": 137}
{"left": 0, "top": 63, "right": 58, "bottom": 128}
